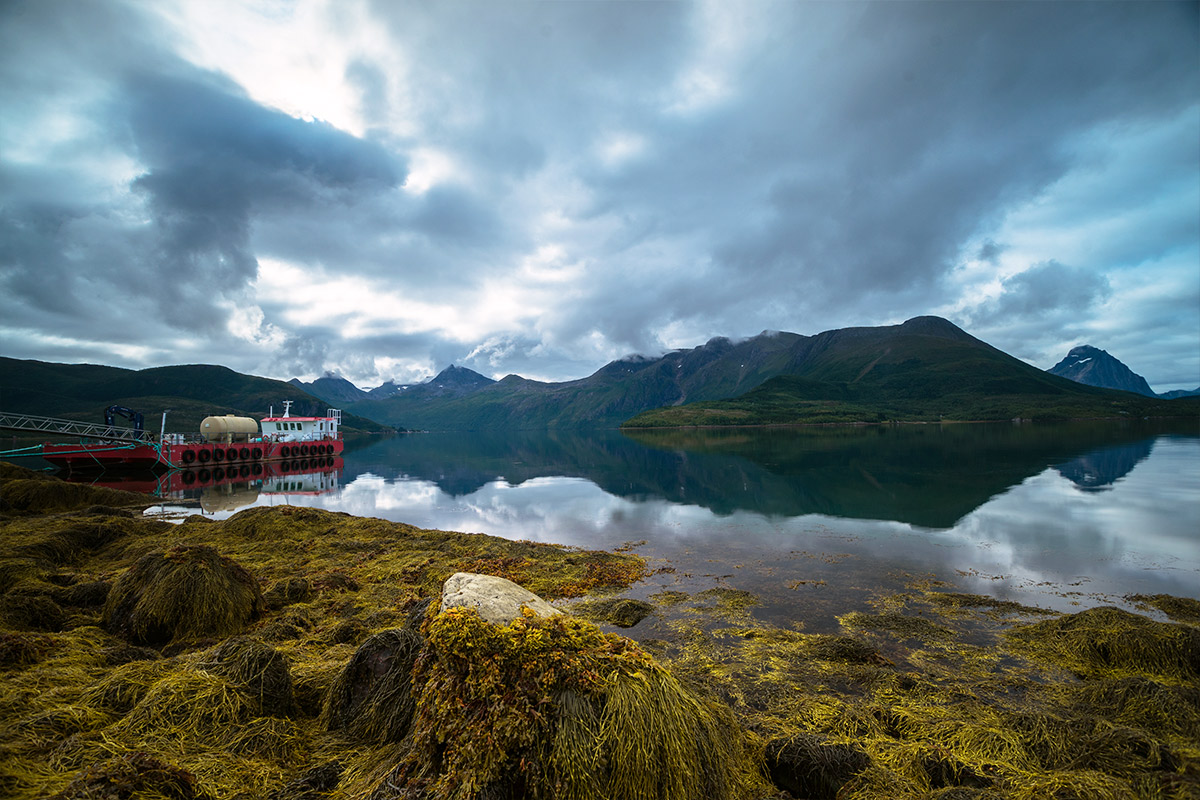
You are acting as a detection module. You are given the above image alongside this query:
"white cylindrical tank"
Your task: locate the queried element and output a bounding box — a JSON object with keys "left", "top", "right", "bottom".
{"left": 200, "top": 415, "right": 259, "bottom": 443}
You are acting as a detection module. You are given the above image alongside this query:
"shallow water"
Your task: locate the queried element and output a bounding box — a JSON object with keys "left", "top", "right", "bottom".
{"left": 35, "top": 419, "right": 1200, "bottom": 631}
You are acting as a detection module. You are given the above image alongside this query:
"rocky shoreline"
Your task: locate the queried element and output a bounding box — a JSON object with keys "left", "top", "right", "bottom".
{"left": 1, "top": 462, "right": 1197, "bottom": 799}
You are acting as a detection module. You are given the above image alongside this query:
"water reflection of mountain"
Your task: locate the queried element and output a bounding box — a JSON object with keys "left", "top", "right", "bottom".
{"left": 344, "top": 420, "right": 1197, "bottom": 528}
{"left": 1053, "top": 438, "right": 1155, "bottom": 491}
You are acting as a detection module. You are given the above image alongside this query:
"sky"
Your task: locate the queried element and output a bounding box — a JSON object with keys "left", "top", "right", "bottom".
{"left": 1, "top": 0, "right": 1197, "bottom": 393}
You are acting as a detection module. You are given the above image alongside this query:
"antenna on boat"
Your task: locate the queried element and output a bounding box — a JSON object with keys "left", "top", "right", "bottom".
{"left": 282, "top": 400, "right": 292, "bottom": 418}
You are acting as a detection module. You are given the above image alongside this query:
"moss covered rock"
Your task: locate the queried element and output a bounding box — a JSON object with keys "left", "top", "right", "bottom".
{"left": 439, "top": 571, "right": 563, "bottom": 625}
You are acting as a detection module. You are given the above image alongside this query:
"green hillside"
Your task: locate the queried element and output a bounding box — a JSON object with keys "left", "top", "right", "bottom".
{"left": 0, "top": 358, "right": 389, "bottom": 435}
{"left": 623, "top": 321, "right": 1199, "bottom": 427}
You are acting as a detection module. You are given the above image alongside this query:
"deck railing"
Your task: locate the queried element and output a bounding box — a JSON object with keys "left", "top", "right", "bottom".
{"left": 0, "top": 411, "right": 158, "bottom": 443}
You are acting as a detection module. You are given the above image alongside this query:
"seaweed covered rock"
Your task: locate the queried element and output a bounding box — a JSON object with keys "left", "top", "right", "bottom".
{"left": 0, "top": 631, "right": 55, "bottom": 666}
{"left": 268, "top": 761, "right": 344, "bottom": 800}
{"left": 103, "top": 545, "right": 264, "bottom": 646}
{"left": 199, "top": 636, "right": 297, "bottom": 718}
{"left": 0, "top": 473, "right": 153, "bottom": 515}
{"left": 322, "top": 627, "right": 423, "bottom": 743}
{"left": 0, "top": 589, "right": 66, "bottom": 631}
{"left": 264, "top": 578, "right": 313, "bottom": 610}
{"left": 100, "top": 642, "right": 162, "bottom": 666}
{"left": 62, "top": 579, "right": 112, "bottom": 608}
{"left": 571, "top": 597, "right": 655, "bottom": 628}
{"left": 1127, "top": 593, "right": 1200, "bottom": 624}
{"left": 50, "top": 751, "right": 211, "bottom": 799}
{"left": 369, "top": 604, "right": 766, "bottom": 800}
{"left": 439, "top": 571, "right": 562, "bottom": 625}
{"left": 764, "top": 733, "right": 871, "bottom": 799}
{"left": 802, "top": 634, "right": 886, "bottom": 664}
{"left": 1006, "top": 606, "right": 1200, "bottom": 682}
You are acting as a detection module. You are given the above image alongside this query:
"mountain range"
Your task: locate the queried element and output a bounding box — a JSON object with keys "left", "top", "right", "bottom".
{"left": 5, "top": 317, "right": 1195, "bottom": 436}
{"left": 328, "top": 316, "right": 1193, "bottom": 429}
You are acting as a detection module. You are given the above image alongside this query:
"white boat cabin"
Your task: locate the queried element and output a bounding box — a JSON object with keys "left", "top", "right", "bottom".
{"left": 261, "top": 400, "right": 341, "bottom": 443}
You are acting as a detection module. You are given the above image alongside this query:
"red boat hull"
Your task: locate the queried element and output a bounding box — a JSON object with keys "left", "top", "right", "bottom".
{"left": 41, "top": 437, "right": 344, "bottom": 471}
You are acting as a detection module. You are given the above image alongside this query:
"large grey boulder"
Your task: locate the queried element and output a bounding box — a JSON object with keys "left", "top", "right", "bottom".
{"left": 439, "top": 572, "right": 562, "bottom": 625}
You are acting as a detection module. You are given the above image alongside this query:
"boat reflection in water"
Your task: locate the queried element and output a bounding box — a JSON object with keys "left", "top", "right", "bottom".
{"left": 74, "top": 457, "right": 343, "bottom": 514}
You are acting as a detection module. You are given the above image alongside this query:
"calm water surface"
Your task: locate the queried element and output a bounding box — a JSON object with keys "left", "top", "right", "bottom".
{"left": 49, "top": 420, "right": 1200, "bottom": 631}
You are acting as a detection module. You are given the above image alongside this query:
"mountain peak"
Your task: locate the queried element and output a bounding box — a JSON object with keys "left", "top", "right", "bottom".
{"left": 433, "top": 364, "right": 494, "bottom": 384}
{"left": 1048, "top": 345, "right": 1155, "bottom": 397}
{"left": 898, "top": 316, "right": 972, "bottom": 340}
{"left": 289, "top": 374, "right": 367, "bottom": 404}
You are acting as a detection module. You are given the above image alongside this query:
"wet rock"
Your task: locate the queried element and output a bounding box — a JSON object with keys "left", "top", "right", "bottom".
{"left": 322, "top": 627, "right": 424, "bottom": 744}
{"left": 439, "top": 572, "right": 561, "bottom": 626}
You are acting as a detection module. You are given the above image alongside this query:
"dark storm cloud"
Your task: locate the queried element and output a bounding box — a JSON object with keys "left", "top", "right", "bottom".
{"left": 972, "top": 261, "right": 1112, "bottom": 324}
{"left": 977, "top": 240, "right": 1006, "bottom": 264}
{"left": 122, "top": 70, "right": 406, "bottom": 327}
{"left": 607, "top": 2, "right": 1193, "bottom": 323}
{"left": 1, "top": 0, "right": 1196, "bottom": 389}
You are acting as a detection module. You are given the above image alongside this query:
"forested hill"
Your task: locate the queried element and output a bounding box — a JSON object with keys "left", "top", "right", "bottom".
{"left": 0, "top": 357, "right": 389, "bottom": 434}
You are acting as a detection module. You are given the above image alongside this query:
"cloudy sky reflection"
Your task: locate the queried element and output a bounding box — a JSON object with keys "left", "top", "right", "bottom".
{"left": 201, "top": 435, "right": 1199, "bottom": 616}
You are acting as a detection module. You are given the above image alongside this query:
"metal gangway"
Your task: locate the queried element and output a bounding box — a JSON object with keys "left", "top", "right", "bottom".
{"left": 0, "top": 410, "right": 157, "bottom": 443}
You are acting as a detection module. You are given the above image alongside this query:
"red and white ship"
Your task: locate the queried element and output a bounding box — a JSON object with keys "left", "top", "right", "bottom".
{"left": 38, "top": 400, "right": 344, "bottom": 472}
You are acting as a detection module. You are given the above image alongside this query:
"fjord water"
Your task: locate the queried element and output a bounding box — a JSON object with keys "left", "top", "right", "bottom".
{"left": 156, "top": 419, "right": 1200, "bottom": 630}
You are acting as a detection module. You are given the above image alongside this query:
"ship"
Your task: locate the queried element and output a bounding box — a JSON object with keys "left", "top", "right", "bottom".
{"left": 36, "top": 400, "right": 344, "bottom": 472}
